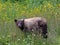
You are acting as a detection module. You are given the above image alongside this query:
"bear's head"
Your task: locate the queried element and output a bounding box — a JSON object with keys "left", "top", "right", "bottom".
{"left": 14, "top": 19, "right": 24, "bottom": 30}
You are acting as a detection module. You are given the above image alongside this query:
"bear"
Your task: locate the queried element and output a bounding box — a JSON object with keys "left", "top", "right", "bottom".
{"left": 14, "top": 17, "right": 47, "bottom": 38}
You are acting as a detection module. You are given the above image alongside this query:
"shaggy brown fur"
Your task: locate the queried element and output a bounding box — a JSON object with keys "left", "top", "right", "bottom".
{"left": 14, "top": 17, "right": 47, "bottom": 38}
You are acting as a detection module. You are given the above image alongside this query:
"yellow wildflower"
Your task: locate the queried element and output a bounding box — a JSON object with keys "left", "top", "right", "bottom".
{"left": 48, "top": 3, "right": 52, "bottom": 8}
{"left": 58, "top": 4, "right": 60, "bottom": 8}
{"left": 0, "top": 3, "right": 2, "bottom": 9}
{"left": 34, "top": 7, "right": 40, "bottom": 14}
{"left": 0, "top": 3, "right": 3, "bottom": 12}
{"left": 43, "top": 5, "right": 47, "bottom": 12}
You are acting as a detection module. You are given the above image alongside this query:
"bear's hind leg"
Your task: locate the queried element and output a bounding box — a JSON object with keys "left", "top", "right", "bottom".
{"left": 42, "top": 24, "right": 47, "bottom": 39}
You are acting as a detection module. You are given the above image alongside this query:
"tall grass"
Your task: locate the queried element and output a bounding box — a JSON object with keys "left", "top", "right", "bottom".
{"left": 0, "top": 0, "right": 60, "bottom": 45}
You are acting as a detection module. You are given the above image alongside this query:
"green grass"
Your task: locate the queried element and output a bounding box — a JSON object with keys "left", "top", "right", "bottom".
{"left": 0, "top": 0, "right": 60, "bottom": 45}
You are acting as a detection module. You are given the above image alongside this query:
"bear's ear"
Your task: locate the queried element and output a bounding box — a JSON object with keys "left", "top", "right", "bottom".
{"left": 14, "top": 19, "right": 17, "bottom": 22}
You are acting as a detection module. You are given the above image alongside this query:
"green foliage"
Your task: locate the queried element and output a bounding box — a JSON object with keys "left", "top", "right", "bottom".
{"left": 0, "top": 0, "right": 60, "bottom": 45}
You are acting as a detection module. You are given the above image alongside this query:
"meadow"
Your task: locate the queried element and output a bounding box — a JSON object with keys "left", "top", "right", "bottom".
{"left": 0, "top": 0, "right": 60, "bottom": 45}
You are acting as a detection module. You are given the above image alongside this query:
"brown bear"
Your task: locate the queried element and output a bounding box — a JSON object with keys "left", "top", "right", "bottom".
{"left": 14, "top": 17, "right": 47, "bottom": 38}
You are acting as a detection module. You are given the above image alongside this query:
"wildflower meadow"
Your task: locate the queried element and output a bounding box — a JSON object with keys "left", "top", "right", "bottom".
{"left": 0, "top": 0, "right": 60, "bottom": 45}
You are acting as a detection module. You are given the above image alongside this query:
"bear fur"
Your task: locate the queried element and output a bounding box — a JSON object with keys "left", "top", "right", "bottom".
{"left": 14, "top": 17, "right": 47, "bottom": 38}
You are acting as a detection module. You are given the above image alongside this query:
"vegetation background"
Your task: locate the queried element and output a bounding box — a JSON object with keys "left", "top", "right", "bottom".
{"left": 0, "top": 0, "right": 60, "bottom": 45}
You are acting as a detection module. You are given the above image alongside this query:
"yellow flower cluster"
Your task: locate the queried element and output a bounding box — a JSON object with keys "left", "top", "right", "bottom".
{"left": 43, "top": 5, "right": 47, "bottom": 12}
{"left": 33, "top": 7, "right": 40, "bottom": 14}
{"left": 58, "top": 4, "right": 60, "bottom": 8}
{"left": 0, "top": 3, "right": 3, "bottom": 12}
{"left": 47, "top": 3, "right": 52, "bottom": 8}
